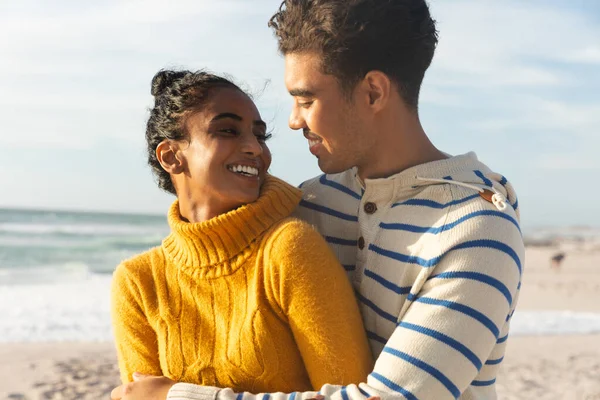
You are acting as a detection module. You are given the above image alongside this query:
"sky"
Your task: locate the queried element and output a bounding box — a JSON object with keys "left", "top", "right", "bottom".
{"left": 0, "top": 0, "right": 598, "bottom": 230}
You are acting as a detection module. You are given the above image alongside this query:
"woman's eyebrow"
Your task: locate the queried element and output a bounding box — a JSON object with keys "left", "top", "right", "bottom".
{"left": 211, "top": 112, "right": 243, "bottom": 122}
{"left": 211, "top": 113, "right": 266, "bottom": 130}
{"left": 254, "top": 120, "right": 267, "bottom": 130}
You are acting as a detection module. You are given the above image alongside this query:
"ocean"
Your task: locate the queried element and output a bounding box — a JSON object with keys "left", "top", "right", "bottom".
{"left": 1, "top": 207, "right": 600, "bottom": 342}
{"left": 0, "top": 207, "right": 168, "bottom": 342}
{"left": 0, "top": 207, "right": 169, "bottom": 284}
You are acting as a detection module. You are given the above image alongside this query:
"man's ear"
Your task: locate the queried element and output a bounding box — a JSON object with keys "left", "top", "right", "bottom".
{"left": 156, "top": 140, "right": 185, "bottom": 175}
{"left": 362, "top": 71, "right": 391, "bottom": 112}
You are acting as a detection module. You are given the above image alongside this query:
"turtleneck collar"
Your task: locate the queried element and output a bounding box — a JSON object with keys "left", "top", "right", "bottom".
{"left": 162, "top": 175, "right": 302, "bottom": 276}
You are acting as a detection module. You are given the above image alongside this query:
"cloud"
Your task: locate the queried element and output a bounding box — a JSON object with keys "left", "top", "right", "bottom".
{"left": 429, "top": 1, "right": 600, "bottom": 87}
{"left": 534, "top": 153, "right": 600, "bottom": 171}
{"left": 466, "top": 97, "right": 600, "bottom": 134}
{"left": 0, "top": 0, "right": 598, "bottom": 224}
{"left": 421, "top": 0, "right": 600, "bottom": 176}
{"left": 0, "top": 0, "right": 284, "bottom": 148}
{"left": 569, "top": 47, "right": 600, "bottom": 64}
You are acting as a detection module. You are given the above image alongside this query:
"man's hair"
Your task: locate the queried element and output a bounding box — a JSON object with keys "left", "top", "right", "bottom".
{"left": 268, "top": 0, "right": 438, "bottom": 109}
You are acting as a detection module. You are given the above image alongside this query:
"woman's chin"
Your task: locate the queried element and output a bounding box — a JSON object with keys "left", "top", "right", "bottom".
{"left": 229, "top": 189, "right": 261, "bottom": 209}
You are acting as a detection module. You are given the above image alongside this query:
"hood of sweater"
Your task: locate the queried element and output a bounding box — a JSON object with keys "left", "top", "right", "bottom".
{"left": 357, "top": 152, "right": 519, "bottom": 216}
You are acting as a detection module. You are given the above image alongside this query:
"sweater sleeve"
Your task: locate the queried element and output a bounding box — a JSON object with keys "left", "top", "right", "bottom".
{"left": 264, "top": 219, "right": 374, "bottom": 389}
{"left": 111, "top": 262, "right": 162, "bottom": 384}
{"left": 167, "top": 215, "right": 523, "bottom": 400}
{"left": 355, "top": 218, "right": 523, "bottom": 399}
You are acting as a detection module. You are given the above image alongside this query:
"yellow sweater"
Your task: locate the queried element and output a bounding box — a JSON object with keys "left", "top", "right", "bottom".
{"left": 111, "top": 176, "right": 373, "bottom": 393}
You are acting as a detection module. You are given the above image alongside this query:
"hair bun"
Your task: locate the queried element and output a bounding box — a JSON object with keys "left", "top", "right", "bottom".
{"left": 151, "top": 70, "right": 189, "bottom": 96}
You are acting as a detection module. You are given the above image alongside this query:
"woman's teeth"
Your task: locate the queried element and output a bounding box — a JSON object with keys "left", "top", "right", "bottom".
{"left": 308, "top": 139, "right": 320, "bottom": 147}
{"left": 228, "top": 165, "right": 259, "bottom": 177}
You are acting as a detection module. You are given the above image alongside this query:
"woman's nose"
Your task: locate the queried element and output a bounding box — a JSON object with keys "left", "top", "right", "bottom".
{"left": 241, "top": 134, "right": 263, "bottom": 156}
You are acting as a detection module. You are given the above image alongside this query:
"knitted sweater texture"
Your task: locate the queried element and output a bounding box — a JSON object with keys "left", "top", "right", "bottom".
{"left": 111, "top": 176, "right": 373, "bottom": 393}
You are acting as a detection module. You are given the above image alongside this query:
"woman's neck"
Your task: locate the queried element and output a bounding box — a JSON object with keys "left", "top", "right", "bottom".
{"left": 177, "top": 192, "right": 238, "bottom": 223}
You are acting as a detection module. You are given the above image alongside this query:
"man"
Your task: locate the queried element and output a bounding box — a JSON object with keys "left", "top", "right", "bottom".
{"left": 112, "top": 0, "right": 524, "bottom": 399}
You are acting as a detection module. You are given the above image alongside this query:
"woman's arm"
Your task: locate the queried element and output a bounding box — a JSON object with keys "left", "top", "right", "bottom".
{"left": 111, "top": 262, "right": 162, "bottom": 384}
{"left": 264, "top": 219, "right": 374, "bottom": 388}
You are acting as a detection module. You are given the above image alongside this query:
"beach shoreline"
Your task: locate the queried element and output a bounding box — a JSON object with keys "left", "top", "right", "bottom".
{"left": 1, "top": 246, "right": 599, "bottom": 399}
{"left": 1, "top": 335, "right": 600, "bottom": 400}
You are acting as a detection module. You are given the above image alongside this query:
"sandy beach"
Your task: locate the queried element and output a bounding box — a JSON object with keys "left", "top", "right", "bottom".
{"left": 0, "top": 343, "right": 119, "bottom": 400}
{"left": 1, "top": 246, "right": 599, "bottom": 400}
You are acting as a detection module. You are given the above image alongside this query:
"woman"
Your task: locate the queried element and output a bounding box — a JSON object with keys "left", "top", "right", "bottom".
{"left": 111, "top": 70, "right": 373, "bottom": 394}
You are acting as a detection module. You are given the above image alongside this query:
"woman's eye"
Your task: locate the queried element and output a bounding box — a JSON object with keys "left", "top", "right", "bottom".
{"left": 219, "top": 129, "right": 239, "bottom": 135}
{"left": 256, "top": 133, "right": 273, "bottom": 142}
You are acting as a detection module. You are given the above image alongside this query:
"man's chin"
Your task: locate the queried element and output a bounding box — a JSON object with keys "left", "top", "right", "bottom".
{"left": 317, "top": 158, "right": 352, "bottom": 175}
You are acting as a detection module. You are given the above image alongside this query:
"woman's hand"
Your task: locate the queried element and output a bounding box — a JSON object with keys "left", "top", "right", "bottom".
{"left": 110, "top": 373, "right": 176, "bottom": 400}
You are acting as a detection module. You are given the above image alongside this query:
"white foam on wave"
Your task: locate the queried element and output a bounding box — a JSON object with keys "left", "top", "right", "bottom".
{"left": 510, "top": 310, "right": 600, "bottom": 336}
{"left": 0, "top": 275, "right": 113, "bottom": 342}
{"left": 1, "top": 277, "right": 600, "bottom": 342}
{"left": 0, "top": 263, "right": 93, "bottom": 285}
{"left": 0, "top": 222, "right": 166, "bottom": 236}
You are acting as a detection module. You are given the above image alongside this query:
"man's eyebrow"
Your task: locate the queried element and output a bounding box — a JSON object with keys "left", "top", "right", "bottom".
{"left": 211, "top": 112, "right": 267, "bottom": 130}
{"left": 289, "top": 88, "right": 315, "bottom": 97}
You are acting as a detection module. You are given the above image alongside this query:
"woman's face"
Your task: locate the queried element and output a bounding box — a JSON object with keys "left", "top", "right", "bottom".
{"left": 175, "top": 87, "right": 272, "bottom": 216}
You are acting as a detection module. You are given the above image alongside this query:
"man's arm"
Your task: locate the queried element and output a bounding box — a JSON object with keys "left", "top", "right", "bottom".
{"left": 113, "top": 214, "right": 523, "bottom": 400}
{"left": 163, "top": 215, "right": 523, "bottom": 400}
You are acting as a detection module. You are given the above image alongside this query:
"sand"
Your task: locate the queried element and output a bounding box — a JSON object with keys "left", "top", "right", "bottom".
{"left": 517, "top": 246, "right": 600, "bottom": 313}
{"left": 497, "top": 335, "right": 600, "bottom": 400}
{"left": 1, "top": 246, "right": 599, "bottom": 400}
{"left": 0, "top": 343, "right": 119, "bottom": 400}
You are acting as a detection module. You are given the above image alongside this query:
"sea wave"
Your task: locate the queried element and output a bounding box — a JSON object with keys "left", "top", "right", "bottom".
{"left": 0, "top": 222, "right": 167, "bottom": 237}
{"left": 0, "top": 234, "right": 164, "bottom": 249}
{"left": 0, "top": 263, "right": 94, "bottom": 285}
{"left": 1, "top": 275, "right": 599, "bottom": 343}
{"left": 0, "top": 275, "right": 113, "bottom": 342}
{"left": 510, "top": 311, "right": 600, "bottom": 336}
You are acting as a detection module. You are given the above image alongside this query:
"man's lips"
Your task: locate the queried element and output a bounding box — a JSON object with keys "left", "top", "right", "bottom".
{"left": 303, "top": 130, "right": 322, "bottom": 141}
{"left": 304, "top": 131, "right": 322, "bottom": 146}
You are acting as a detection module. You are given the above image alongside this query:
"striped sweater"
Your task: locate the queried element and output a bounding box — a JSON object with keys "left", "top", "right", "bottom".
{"left": 167, "top": 152, "right": 524, "bottom": 400}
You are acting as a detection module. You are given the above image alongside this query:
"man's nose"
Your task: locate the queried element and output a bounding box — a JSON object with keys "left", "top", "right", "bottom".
{"left": 288, "top": 105, "right": 306, "bottom": 131}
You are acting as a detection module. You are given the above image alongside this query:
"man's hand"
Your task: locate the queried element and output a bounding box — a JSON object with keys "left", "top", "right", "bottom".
{"left": 110, "top": 373, "right": 176, "bottom": 400}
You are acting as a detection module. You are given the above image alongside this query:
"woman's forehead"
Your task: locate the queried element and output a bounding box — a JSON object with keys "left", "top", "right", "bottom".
{"left": 205, "top": 87, "right": 261, "bottom": 120}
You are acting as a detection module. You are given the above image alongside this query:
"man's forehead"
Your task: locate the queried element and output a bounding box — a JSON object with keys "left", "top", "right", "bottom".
{"left": 285, "top": 52, "right": 321, "bottom": 75}
{"left": 284, "top": 53, "right": 329, "bottom": 91}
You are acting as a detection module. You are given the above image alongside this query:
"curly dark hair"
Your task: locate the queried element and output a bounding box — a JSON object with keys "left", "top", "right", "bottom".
{"left": 146, "top": 69, "right": 243, "bottom": 195}
{"left": 268, "top": 0, "right": 438, "bottom": 109}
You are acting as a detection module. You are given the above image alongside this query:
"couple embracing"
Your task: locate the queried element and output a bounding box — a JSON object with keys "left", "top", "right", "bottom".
{"left": 110, "top": 1, "right": 524, "bottom": 400}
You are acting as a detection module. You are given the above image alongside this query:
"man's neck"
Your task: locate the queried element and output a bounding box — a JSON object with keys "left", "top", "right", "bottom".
{"left": 357, "top": 109, "right": 447, "bottom": 181}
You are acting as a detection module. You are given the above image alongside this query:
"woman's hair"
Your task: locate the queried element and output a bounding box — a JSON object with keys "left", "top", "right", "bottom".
{"left": 268, "top": 0, "right": 438, "bottom": 109}
{"left": 146, "top": 69, "right": 243, "bottom": 195}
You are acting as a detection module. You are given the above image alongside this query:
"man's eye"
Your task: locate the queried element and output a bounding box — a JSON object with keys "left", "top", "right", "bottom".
{"left": 298, "top": 101, "right": 313, "bottom": 108}
{"left": 219, "top": 129, "right": 238, "bottom": 135}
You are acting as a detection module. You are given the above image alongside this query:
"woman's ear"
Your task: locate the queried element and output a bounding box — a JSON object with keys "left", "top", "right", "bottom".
{"left": 156, "top": 140, "right": 185, "bottom": 175}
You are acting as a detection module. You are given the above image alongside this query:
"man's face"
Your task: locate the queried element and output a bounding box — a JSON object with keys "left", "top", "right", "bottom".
{"left": 284, "top": 51, "right": 372, "bottom": 174}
